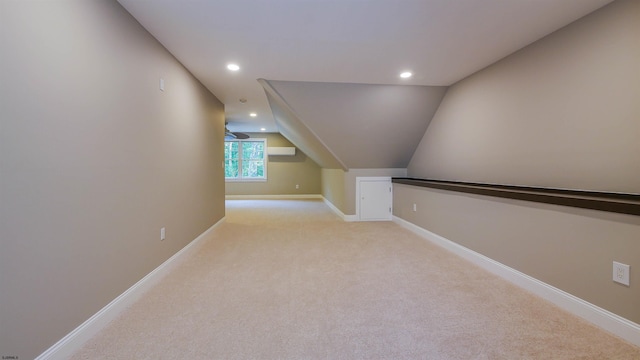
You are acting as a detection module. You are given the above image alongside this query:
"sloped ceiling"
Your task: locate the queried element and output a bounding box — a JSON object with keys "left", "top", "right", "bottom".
{"left": 117, "top": 0, "right": 613, "bottom": 134}
{"left": 116, "top": 0, "right": 615, "bottom": 170}
{"left": 262, "top": 80, "right": 447, "bottom": 169}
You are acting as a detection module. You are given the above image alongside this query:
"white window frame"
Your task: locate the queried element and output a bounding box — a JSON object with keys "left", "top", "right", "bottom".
{"left": 225, "top": 138, "right": 267, "bottom": 182}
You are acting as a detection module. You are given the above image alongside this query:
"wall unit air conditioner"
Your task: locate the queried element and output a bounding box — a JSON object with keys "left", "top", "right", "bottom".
{"left": 267, "top": 147, "right": 296, "bottom": 156}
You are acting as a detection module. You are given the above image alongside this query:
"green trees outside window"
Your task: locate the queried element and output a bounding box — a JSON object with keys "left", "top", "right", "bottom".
{"left": 224, "top": 139, "right": 266, "bottom": 180}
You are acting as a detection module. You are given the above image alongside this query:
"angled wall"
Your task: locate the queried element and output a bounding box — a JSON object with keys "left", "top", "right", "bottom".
{"left": 400, "top": 0, "right": 640, "bottom": 323}
{"left": 266, "top": 80, "right": 447, "bottom": 169}
{"left": 261, "top": 80, "right": 347, "bottom": 170}
{"left": 263, "top": 80, "right": 445, "bottom": 215}
{"left": 0, "top": 1, "right": 225, "bottom": 358}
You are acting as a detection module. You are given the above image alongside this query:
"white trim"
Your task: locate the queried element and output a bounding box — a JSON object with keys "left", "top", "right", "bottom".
{"left": 343, "top": 214, "right": 358, "bottom": 222}
{"left": 35, "top": 217, "right": 226, "bottom": 360}
{"left": 224, "top": 178, "right": 268, "bottom": 183}
{"left": 224, "top": 195, "right": 357, "bottom": 221}
{"left": 393, "top": 215, "right": 640, "bottom": 347}
{"left": 322, "top": 196, "right": 357, "bottom": 222}
{"left": 225, "top": 194, "right": 322, "bottom": 200}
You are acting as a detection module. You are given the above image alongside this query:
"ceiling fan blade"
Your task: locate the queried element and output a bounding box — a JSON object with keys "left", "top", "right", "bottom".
{"left": 224, "top": 122, "right": 249, "bottom": 139}
{"left": 234, "top": 132, "right": 250, "bottom": 139}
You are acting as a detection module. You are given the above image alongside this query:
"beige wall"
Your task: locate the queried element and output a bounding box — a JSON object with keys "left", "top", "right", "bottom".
{"left": 394, "top": 185, "right": 640, "bottom": 323}
{"left": 321, "top": 168, "right": 347, "bottom": 213}
{"left": 225, "top": 133, "right": 321, "bottom": 196}
{"left": 401, "top": 0, "right": 639, "bottom": 323}
{"left": 409, "top": 0, "right": 640, "bottom": 193}
{"left": 0, "top": 1, "right": 225, "bottom": 359}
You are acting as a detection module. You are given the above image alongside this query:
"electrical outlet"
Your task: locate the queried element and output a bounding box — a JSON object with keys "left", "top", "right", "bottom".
{"left": 160, "top": 227, "right": 166, "bottom": 241}
{"left": 412, "top": 203, "right": 417, "bottom": 212}
{"left": 613, "top": 261, "right": 629, "bottom": 286}
{"left": 295, "top": 184, "right": 299, "bottom": 189}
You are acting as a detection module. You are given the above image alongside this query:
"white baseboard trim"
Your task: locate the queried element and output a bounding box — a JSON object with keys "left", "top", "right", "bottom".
{"left": 322, "top": 197, "right": 357, "bottom": 222}
{"left": 225, "top": 195, "right": 359, "bottom": 221}
{"left": 343, "top": 214, "right": 358, "bottom": 222}
{"left": 225, "top": 194, "right": 322, "bottom": 200}
{"left": 36, "top": 217, "right": 226, "bottom": 360}
{"left": 393, "top": 215, "right": 640, "bottom": 347}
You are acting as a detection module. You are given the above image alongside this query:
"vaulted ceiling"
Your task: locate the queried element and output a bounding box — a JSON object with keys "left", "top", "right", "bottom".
{"left": 117, "top": 0, "right": 613, "bottom": 169}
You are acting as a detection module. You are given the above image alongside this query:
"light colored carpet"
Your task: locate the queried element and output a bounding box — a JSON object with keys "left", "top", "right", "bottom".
{"left": 72, "top": 199, "right": 640, "bottom": 359}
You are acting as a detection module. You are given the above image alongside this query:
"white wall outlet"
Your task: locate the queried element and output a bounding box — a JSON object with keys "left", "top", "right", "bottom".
{"left": 295, "top": 184, "right": 299, "bottom": 189}
{"left": 412, "top": 203, "right": 417, "bottom": 212}
{"left": 159, "top": 78, "right": 165, "bottom": 91}
{"left": 613, "top": 261, "right": 630, "bottom": 286}
{"left": 160, "top": 227, "right": 166, "bottom": 241}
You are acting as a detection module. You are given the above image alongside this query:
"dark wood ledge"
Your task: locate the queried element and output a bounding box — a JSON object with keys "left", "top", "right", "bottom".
{"left": 392, "top": 178, "right": 640, "bottom": 216}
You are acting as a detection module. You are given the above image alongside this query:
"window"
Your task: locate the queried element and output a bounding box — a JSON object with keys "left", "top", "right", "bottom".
{"left": 224, "top": 139, "right": 267, "bottom": 181}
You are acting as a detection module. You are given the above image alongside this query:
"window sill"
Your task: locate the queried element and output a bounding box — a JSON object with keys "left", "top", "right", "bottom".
{"left": 225, "top": 178, "right": 267, "bottom": 183}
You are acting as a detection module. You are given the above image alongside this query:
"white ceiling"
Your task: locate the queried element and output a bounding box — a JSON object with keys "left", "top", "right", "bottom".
{"left": 117, "top": 0, "right": 613, "bottom": 133}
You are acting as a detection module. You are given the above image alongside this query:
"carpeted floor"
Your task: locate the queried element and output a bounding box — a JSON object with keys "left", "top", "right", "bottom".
{"left": 72, "top": 199, "right": 640, "bottom": 359}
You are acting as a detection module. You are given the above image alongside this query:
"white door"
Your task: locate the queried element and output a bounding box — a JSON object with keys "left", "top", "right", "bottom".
{"left": 357, "top": 177, "right": 392, "bottom": 221}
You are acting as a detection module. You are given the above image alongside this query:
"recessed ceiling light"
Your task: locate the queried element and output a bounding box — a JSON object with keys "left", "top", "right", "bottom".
{"left": 227, "top": 63, "right": 240, "bottom": 71}
{"left": 250, "top": 113, "right": 257, "bottom": 117}
{"left": 400, "top": 71, "right": 413, "bottom": 78}
{"left": 260, "top": 128, "right": 266, "bottom": 131}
